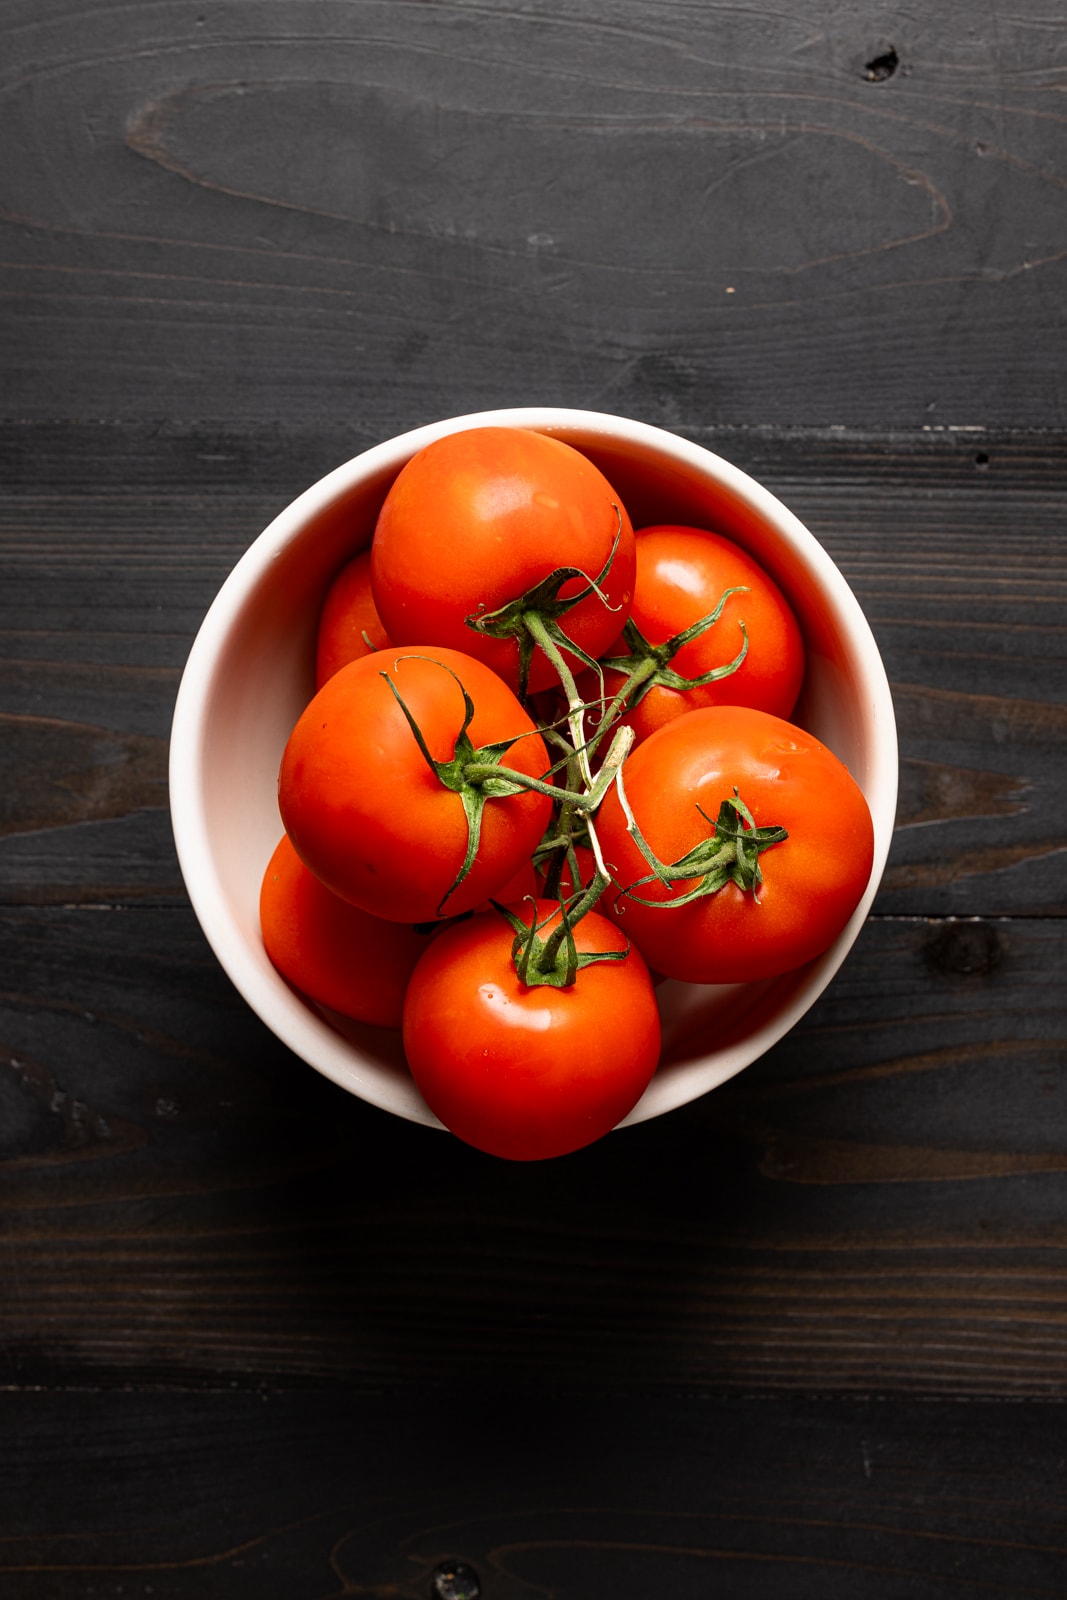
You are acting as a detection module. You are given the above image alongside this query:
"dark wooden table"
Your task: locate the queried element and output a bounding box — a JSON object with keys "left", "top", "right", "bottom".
{"left": 3, "top": 4, "right": 1066, "bottom": 1595}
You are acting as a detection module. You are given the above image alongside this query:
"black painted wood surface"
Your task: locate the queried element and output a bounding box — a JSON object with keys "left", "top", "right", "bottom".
{"left": 3, "top": 3, "right": 1066, "bottom": 1596}
{"left": 5, "top": 1, "right": 1066, "bottom": 433}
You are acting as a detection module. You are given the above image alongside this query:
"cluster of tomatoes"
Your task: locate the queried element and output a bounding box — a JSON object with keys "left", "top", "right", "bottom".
{"left": 260, "top": 426, "right": 875, "bottom": 1161}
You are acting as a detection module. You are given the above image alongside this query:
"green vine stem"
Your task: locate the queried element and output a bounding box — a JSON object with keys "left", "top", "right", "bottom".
{"left": 463, "top": 509, "right": 625, "bottom": 705}
{"left": 522, "top": 607, "right": 599, "bottom": 789}
{"left": 537, "top": 816, "right": 617, "bottom": 972}
{"left": 384, "top": 658, "right": 633, "bottom": 920}
{"left": 586, "top": 586, "right": 751, "bottom": 761}
{"left": 378, "top": 560, "right": 788, "bottom": 977}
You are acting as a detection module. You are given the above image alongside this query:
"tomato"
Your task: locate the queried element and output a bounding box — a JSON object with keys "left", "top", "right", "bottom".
{"left": 315, "top": 549, "right": 391, "bottom": 688}
{"left": 370, "top": 427, "right": 635, "bottom": 696}
{"left": 591, "top": 525, "right": 805, "bottom": 745}
{"left": 260, "top": 833, "right": 428, "bottom": 1026}
{"left": 402, "top": 899, "right": 661, "bottom": 1160}
{"left": 480, "top": 857, "right": 540, "bottom": 910}
{"left": 596, "top": 706, "right": 874, "bottom": 984}
{"left": 278, "top": 646, "right": 553, "bottom": 924}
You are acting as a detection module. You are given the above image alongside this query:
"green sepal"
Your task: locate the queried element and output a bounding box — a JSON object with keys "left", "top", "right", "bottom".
{"left": 492, "top": 897, "right": 629, "bottom": 990}
{"left": 381, "top": 657, "right": 544, "bottom": 915}
{"left": 464, "top": 512, "right": 624, "bottom": 700}
{"left": 618, "top": 787, "right": 787, "bottom": 909}
{"left": 600, "top": 585, "right": 750, "bottom": 713}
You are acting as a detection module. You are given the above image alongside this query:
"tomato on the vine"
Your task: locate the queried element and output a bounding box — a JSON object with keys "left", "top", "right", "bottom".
{"left": 315, "top": 549, "right": 391, "bottom": 688}
{"left": 590, "top": 524, "right": 805, "bottom": 746}
{"left": 278, "top": 645, "right": 553, "bottom": 924}
{"left": 596, "top": 705, "right": 874, "bottom": 984}
{"left": 370, "top": 427, "right": 635, "bottom": 696}
{"left": 402, "top": 899, "right": 661, "bottom": 1160}
{"left": 260, "top": 832, "right": 428, "bottom": 1027}
{"left": 255, "top": 425, "right": 883, "bottom": 1164}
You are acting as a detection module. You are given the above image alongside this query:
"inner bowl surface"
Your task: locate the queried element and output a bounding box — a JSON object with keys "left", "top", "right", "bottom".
{"left": 169, "top": 408, "right": 897, "bottom": 1130}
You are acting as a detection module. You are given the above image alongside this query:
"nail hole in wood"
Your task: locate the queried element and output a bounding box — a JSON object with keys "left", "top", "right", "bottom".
{"left": 431, "top": 1561, "right": 481, "bottom": 1600}
{"left": 864, "top": 48, "right": 899, "bottom": 81}
{"left": 925, "top": 920, "right": 1002, "bottom": 978}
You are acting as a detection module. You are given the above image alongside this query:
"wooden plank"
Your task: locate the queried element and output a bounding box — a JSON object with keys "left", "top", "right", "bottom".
{"left": 3, "top": 0, "right": 1064, "bottom": 1577}
{"left": 2, "top": 3, "right": 1066, "bottom": 431}
{"left": 2, "top": 424, "right": 1063, "bottom": 913}
{"left": 2, "top": 1391, "right": 1067, "bottom": 1598}
{"left": 3, "top": 906, "right": 1065, "bottom": 1397}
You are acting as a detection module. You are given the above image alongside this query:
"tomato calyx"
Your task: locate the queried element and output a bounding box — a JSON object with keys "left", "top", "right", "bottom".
{"left": 382, "top": 659, "right": 552, "bottom": 915}
{"left": 500, "top": 802, "right": 630, "bottom": 989}
{"left": 383, "top": 658, "right": 536, "bottom": 795}
{"left": 597, "top": 585, "right": 750, "bottom": 721}
{"left": 495, "top": 803, "right": 628, "bottom": 989}
{"left": 615, "top": 785, "right": 788, "bottom": 909}
{"left": 464, "top": 509, "right": 625, "bottom": 702}
{"left": 383, "top": 655, "right": 632, "bottom": 920}
{"left": 494, "top": 888, "right": 628, "bottom": 990}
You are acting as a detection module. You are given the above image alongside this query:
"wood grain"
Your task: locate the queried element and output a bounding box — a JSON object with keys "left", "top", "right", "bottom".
{"left": 3, "top": 2, "right": 1067, "bottom": 1587}
{"left": 2, "top": 905, "right": 1065, "bottom": 1397}
{"left": 2, "top": 3, "right": 1066, "bottom": 430}
{"left": 2, "top": 422, "right": 1063, "bottom": 912}
{"left": 2, "top": 1392, "right": 1067, "bottom": 1598}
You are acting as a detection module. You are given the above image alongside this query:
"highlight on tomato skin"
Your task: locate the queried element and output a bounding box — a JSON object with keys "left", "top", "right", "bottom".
{"left": 259, "top": 832, "right": 429, "bottom": 1028}
{"left": 596, "top": 705, "right": 875, "bottom": 987}
{"left": 401, "top": 900, "right": 662, "bottom": 1162}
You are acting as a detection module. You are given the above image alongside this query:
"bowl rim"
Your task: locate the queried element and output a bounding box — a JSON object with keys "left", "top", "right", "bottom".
{"left": 169, "top": 406, "right": 898, "bottom": 1128}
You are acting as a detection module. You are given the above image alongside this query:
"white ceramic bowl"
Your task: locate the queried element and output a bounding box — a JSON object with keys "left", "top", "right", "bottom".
{"left": 170, "top": 408, "right": 897, "bottom": 1131}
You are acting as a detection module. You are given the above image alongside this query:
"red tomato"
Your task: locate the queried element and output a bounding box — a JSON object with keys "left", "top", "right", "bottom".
{"left": 260, "top": 833, "right": 428, "bottom": 1027}
{"left": 370, "top": 427, "right": 635, "bottom": 696}
{"left": 596, "top": 706, "right": 874, "bottom": 984}
{"left": 592, "top": 525, "right": 805, "bottom": 745}
{"left": 278, "top": 646, "right": 553, "bottom": 924}
{"left": 315, "top": 549, "right": 391, "bottom": 688}
{"left": 402, "top": 899, "right": 661, "bottom": 1160}
{"left": 480, "top": 857, "right": 540, "bottom": 910}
